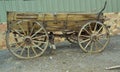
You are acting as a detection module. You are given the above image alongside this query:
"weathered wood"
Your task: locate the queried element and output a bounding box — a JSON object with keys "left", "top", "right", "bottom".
{"left": 7, "top": 12, "right": 102, "bottom": 32}
{"left": 106, "top": 65, "right": 120, "bottom": 70}
{"left": 8, "top": 12, "right": 98, "bottom": 21}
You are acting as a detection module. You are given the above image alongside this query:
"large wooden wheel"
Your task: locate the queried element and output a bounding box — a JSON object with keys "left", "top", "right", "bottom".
{"left": 78, "top": 21, "right": 110, "bottom": 53}
{"left": 6, "top": 20, "right": 49, "bottom": 59}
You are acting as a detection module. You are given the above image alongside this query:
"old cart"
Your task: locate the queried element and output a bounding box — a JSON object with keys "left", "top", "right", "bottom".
{"left": 6, "top": 2, "right": 109, "bottom": 59}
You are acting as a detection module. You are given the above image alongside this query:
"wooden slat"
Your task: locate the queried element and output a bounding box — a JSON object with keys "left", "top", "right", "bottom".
{"left": 7, "top": 12, "right": 101, "bottom": 32}
{"left": 7, "top": 12, "right": 98, "bottom": 21}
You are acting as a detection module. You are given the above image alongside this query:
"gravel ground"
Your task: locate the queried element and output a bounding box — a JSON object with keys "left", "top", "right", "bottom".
{"left": 0, "top": 35, "right": 120, "bottom": 72}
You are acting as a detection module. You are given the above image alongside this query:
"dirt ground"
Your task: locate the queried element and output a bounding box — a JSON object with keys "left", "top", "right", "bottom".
{"left": 0, "top": 35, "right": 120, "bottom": 72}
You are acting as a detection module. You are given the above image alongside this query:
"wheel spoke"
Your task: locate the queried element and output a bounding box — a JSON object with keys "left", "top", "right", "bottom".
{"left": 83, "top": 28, "right": 91, "bottom": 35}
{"left": 98, "top": 33, "right": 105, "bottom": 36}
{"left": 80, "top": 35, "right": 90, "bottom": 38}
{"left": 99, "top": 36, "right": 107, "bottom": 40}
{"left": 94, "top": 41, "right": 99, "bottom": 50}
{"left": 33, "top": 40, "right": 46, "bottom": 44}
{"left": 30, "top": 24, "right": 35, "bottom": 36}
{"left": 17, "top": 22, "right": 26, "bottom": 35}
{"left": 10, "top": 42, "right": 24, "bottom": 49}
{"left": 31, "top": 27, "right": 43, "bottom": 38}
{"left": 32, "top": 47, "right": 37, "bottom": 55}
{"left": 12, "top": 28, "right": 25, "bottom": 37}
{"left": 16, "top": 42, "right": 24, "bottom": 49}
{"left": 32, "top": 35, "right": 46, "bottom": 39}
{"left": 32, "top": 42, "right": 44, "bottom": 51}
{"left": 97, "top": 25, "right": 103, "bottom": 33}
{"left": 79, "top": 39, "right": 90, "bottom": 43}
{"left": 90, "top": 42, "right": 94, "bottom": 52}
{"left": 89, "top": 23, "right": 92, "bottom": 33}
{"left": 84, "top": 40, "right": 91, "bottom": 49}
{"left": 20, "top": 45, "right": 26, "bottom": 56}
{"left": 94, "top": 22, "right": 97, "bottom": 32}
{"left": 96, "top": 40, "right": 103, "bottom": 47}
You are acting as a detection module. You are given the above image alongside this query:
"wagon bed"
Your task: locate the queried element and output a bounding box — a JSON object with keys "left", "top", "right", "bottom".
{"left": 8, "top": 12, "right": 100, "bottom": 31}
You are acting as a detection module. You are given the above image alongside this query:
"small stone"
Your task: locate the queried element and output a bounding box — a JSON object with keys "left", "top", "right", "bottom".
{"left": 66, "top": 70, "right": 69, "bottom": 72}
{"left": 49, "top": 56, "right": 53, "bottom": 60}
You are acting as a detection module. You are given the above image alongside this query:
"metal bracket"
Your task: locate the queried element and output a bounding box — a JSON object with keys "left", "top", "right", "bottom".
{"left": 97, "top": 1, "right": 107, "bottom": 21}
{"left": 53, "top": 13, "right": 57, "bottom": 24}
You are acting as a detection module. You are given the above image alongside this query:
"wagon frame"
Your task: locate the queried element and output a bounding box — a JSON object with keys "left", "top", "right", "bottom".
{"left": 6, "top": 1, "right": 110, "bottom": 59}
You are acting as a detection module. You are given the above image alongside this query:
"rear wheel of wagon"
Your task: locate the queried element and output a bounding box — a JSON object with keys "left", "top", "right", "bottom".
{"left": 6, "top": 20, "right": 49, "bottom": 59}
{"left": 78, "top": 21, "right": 110, "bottom": 53}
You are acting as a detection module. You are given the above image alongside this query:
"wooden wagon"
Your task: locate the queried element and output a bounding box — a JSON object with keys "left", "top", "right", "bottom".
{"left": 6, "top": 2, "right": 110, "bottom": 59}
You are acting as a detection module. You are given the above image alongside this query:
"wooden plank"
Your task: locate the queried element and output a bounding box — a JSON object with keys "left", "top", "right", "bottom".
{"left": 106, "top": 65, "right": 120, "bottom": 70}
{"left": 7, "top": 12, "right": 98, "bottom": 21}
{"left": 7, "top": 12, "right": 100, "bottom": 32}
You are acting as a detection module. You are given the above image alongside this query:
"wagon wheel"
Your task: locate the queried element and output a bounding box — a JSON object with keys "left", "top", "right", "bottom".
{"left": 6, "top": 20, "right": 49, "bottom": 59}
{"left": 63, "top": 31, "right": 78, "bottom": 44}
{"left": 78, "top": 21, "right": 109, "bottom": 53}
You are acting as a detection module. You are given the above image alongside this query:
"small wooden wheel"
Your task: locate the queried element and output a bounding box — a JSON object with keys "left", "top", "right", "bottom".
{"left": 6, "top": 20, "right": 49, "bottom": 59}
{"left": 63, "top": 31, "right": 78, "bottom": 44}
{"left": 78, "top": 21, "right": 109, "bottom": 53}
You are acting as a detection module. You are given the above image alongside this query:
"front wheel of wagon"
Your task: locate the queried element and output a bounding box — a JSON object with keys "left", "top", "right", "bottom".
{"left": 6, "top": 20, "right": 49, "bottom": 59}
{"left": 78, "top": 21, "right": 110, "bottom": 53}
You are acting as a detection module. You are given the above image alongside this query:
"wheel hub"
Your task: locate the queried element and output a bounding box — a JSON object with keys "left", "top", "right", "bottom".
{"left": 24, "top": 36, "right": 32, "bottom": 45}
{"left": 91, "top": 34, "right": 97, "bottom": 41}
